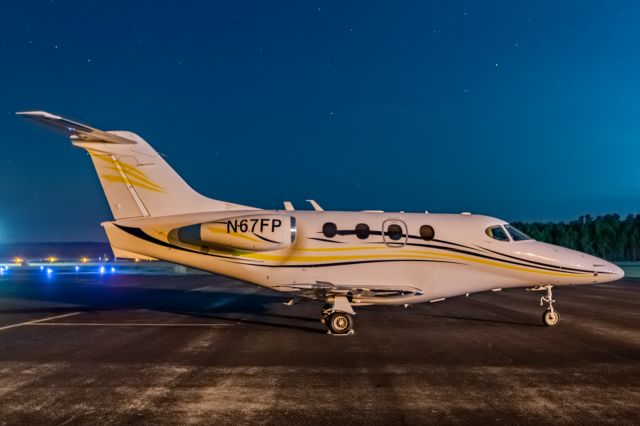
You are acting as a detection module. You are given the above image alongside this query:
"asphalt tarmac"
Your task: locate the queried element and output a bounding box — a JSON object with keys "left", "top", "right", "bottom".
{"left": 0, "top": 267, "right": 639, "bottom": 425}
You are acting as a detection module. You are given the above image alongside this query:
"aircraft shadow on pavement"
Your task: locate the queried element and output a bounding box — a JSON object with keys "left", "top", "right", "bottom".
{"left": 422, "top": 313, "right": 540, "bottom": 327}
{"left": 0, "top": 277, "right": 325, "bottom": 334}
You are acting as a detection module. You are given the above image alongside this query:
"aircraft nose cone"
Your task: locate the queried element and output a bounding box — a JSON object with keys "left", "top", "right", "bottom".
{"left": 611, "top": 263, "right": 625, "bottom": 279}
{"left": 595, "top": 261, "right": 624, "bottom": 282}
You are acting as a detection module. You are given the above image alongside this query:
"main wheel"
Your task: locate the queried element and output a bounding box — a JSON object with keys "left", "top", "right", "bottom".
{"left": 542, "top": 309, "right": 560, "bottom": 327}
{"left": 327, "top": 312, "right": 353, "bottom": 334}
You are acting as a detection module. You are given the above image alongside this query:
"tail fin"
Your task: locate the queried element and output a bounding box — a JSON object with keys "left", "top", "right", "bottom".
{"left": 18, "top": 111, "right": 256, "bottom": 219}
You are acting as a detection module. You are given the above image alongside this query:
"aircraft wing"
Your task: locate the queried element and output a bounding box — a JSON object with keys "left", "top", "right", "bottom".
{"left": 16, "top": 111, "right": 136, "bottom": 144}
{"left": 274, "top": 282, "right": 423, "bottom": 300}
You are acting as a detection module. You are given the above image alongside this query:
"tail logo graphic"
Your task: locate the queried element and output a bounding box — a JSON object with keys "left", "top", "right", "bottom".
{"left": 87, "top": 149, "right": 164, "bottom": 193}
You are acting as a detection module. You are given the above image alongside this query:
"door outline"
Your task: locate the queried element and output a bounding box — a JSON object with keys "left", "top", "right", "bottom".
{"left": 382, "top": 219, "right": 408, "bottom": 247}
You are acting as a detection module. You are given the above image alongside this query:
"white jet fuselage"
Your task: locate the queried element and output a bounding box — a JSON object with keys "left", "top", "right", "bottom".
{"left": 104, "top": 210, "right": 623, "bottom": 305}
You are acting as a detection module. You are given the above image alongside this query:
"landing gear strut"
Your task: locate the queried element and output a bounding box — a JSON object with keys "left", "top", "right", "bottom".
{"left": 539, "top": 285, "right": 560, "bottom": 327}
{"left": 320, "top": 297, "right": 355, "bottom": 335}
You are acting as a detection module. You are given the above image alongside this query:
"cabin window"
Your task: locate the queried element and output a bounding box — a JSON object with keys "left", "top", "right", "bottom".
{"left": 485, "top": 225, "right": 509, "bottom": 241}
{"left": 322, "top": 222, "right": 338, "bottom": 238}
{"left": 505, "top": 225, "right": 532, "bottom": 241}
{"left": 419, "top": 225, "right": 435, "bottom": 241}
{"left": 355, "top": 223, "right": 370, "bottom": 239}
{"left": 387, "top": 224, "right": 403, "bottom": 241}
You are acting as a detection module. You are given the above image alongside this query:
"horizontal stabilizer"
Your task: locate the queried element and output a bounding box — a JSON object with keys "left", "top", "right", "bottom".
{"left": 16, "top": 111, "right": 135, "bottom": 144}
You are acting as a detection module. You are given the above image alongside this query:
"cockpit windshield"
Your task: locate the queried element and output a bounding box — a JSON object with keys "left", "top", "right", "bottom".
{"left": 485, "top": 225, "right": 509, "bottom": 241}
{"left": 504, "top": 224, "right": 532, "bottom": 241}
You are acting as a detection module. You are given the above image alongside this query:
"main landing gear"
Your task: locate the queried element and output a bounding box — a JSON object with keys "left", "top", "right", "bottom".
{"left": 320, "top": 296, "right": 355, "bottom": 335}
{"left": 529, "top": 285, "right": 560, "bottom": 327}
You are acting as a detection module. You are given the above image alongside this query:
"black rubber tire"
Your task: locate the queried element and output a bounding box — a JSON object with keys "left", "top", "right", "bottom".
{"left": 327, "top": 312, "right": 353, "bottom": 334}
{"left": 542, "top": 309, "right": 560, "bottom": 327}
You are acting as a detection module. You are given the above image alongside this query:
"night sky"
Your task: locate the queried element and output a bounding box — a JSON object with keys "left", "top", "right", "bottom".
{"left": 1, "top": 1, "right": 639, "bottom": 242}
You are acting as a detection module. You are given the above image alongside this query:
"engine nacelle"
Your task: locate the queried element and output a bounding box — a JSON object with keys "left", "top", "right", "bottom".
{"left": 173, "top": 214, "right": 296, "bottom": 251}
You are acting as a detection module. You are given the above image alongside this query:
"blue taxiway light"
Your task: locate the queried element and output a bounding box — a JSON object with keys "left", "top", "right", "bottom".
{"left": 99, "top": 266, "right": 105, "bottom": 274}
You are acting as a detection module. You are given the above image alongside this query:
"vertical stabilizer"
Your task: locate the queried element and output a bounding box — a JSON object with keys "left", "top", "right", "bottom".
{"left": 18, "top": 111, "right": 257, "bottom": 219}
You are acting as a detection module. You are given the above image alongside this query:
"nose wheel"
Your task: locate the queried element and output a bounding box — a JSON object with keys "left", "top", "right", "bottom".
{"left": 542, "top": 308, "right": 560, "bottom": 327}
{"left": 539, "top": 285, "right": 560, "bottom": 327}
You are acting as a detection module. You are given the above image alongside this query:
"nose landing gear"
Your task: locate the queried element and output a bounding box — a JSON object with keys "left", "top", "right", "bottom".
{"left": 542, "top": 307, "right": 560, "bottom": 327}
{"left": 529, "top": 285, "right": 560, "bottom": 327}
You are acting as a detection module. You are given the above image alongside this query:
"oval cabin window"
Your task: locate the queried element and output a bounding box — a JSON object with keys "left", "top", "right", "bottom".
{"left": 322, "top": 222, "right": 338, "bottom": 238}
{"left": 419, "top": 225, "right": 435, "bottom": 241}
{"left": 355, "top": 223, "right": 370, "bottom": 239}
{"left": 387, "top": 224, "right": 403, "bottom": 241}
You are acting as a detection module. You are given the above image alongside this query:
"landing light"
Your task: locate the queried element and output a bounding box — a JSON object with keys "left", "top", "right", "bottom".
{"left": 48, "top": 256, "right": 57, "bottom": 263}
{"left": 81, "top": 257, "right": 89, "bottom": 263}
{"left": 14, "top": 257, "right": 23, "bottom": 264}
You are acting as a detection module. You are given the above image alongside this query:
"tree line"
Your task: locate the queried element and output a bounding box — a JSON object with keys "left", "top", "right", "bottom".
{"left": 512, "top": 214, "right": 640, "bottom": 262}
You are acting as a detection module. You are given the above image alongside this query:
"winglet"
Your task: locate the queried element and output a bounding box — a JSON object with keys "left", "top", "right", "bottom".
{"left": 17, "top": 110, "right": 136, "bottom": 144}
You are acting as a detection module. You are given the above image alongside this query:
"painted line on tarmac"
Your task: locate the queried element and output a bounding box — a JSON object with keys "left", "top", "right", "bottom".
{"left": 208, "top": 294, "right": 247, "bottom": 309}
{"left": 0, "top": 311, "right": 81, "bottom": 332}
{"left": 28, "top": 322, "right": 235, "bottom": 328}
{"left": 190, "top": 285, "right": 214, "bottom": 292}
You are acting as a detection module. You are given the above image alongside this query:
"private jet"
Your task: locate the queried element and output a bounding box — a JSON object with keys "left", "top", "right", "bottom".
{"left": 19, "top": 111, "right": 624, "bottom": 335}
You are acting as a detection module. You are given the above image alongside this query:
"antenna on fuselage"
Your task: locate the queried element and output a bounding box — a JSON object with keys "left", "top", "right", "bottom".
{"left": 306, "top": 200, "right": 324, "bottom": 211}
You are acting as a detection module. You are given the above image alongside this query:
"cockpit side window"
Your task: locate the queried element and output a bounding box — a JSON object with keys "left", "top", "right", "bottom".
{"left": 485, "top": 225, "right": 509, "bottom": 241}
{"left": 505, "top": 225, "right": 532, "bottom": 241}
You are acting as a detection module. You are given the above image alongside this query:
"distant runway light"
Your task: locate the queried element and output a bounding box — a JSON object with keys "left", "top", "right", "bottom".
{"left": 46, "top": 268, "right": 53, "bottom": 274}
{"left": 75, "top": 265, "right": 80, "bottom": 272}
{"left": 99, "top": 266, "right": 105, "bottom": 274}
{"left": 110, "top": 267, "right": 116, "bottom": 273}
